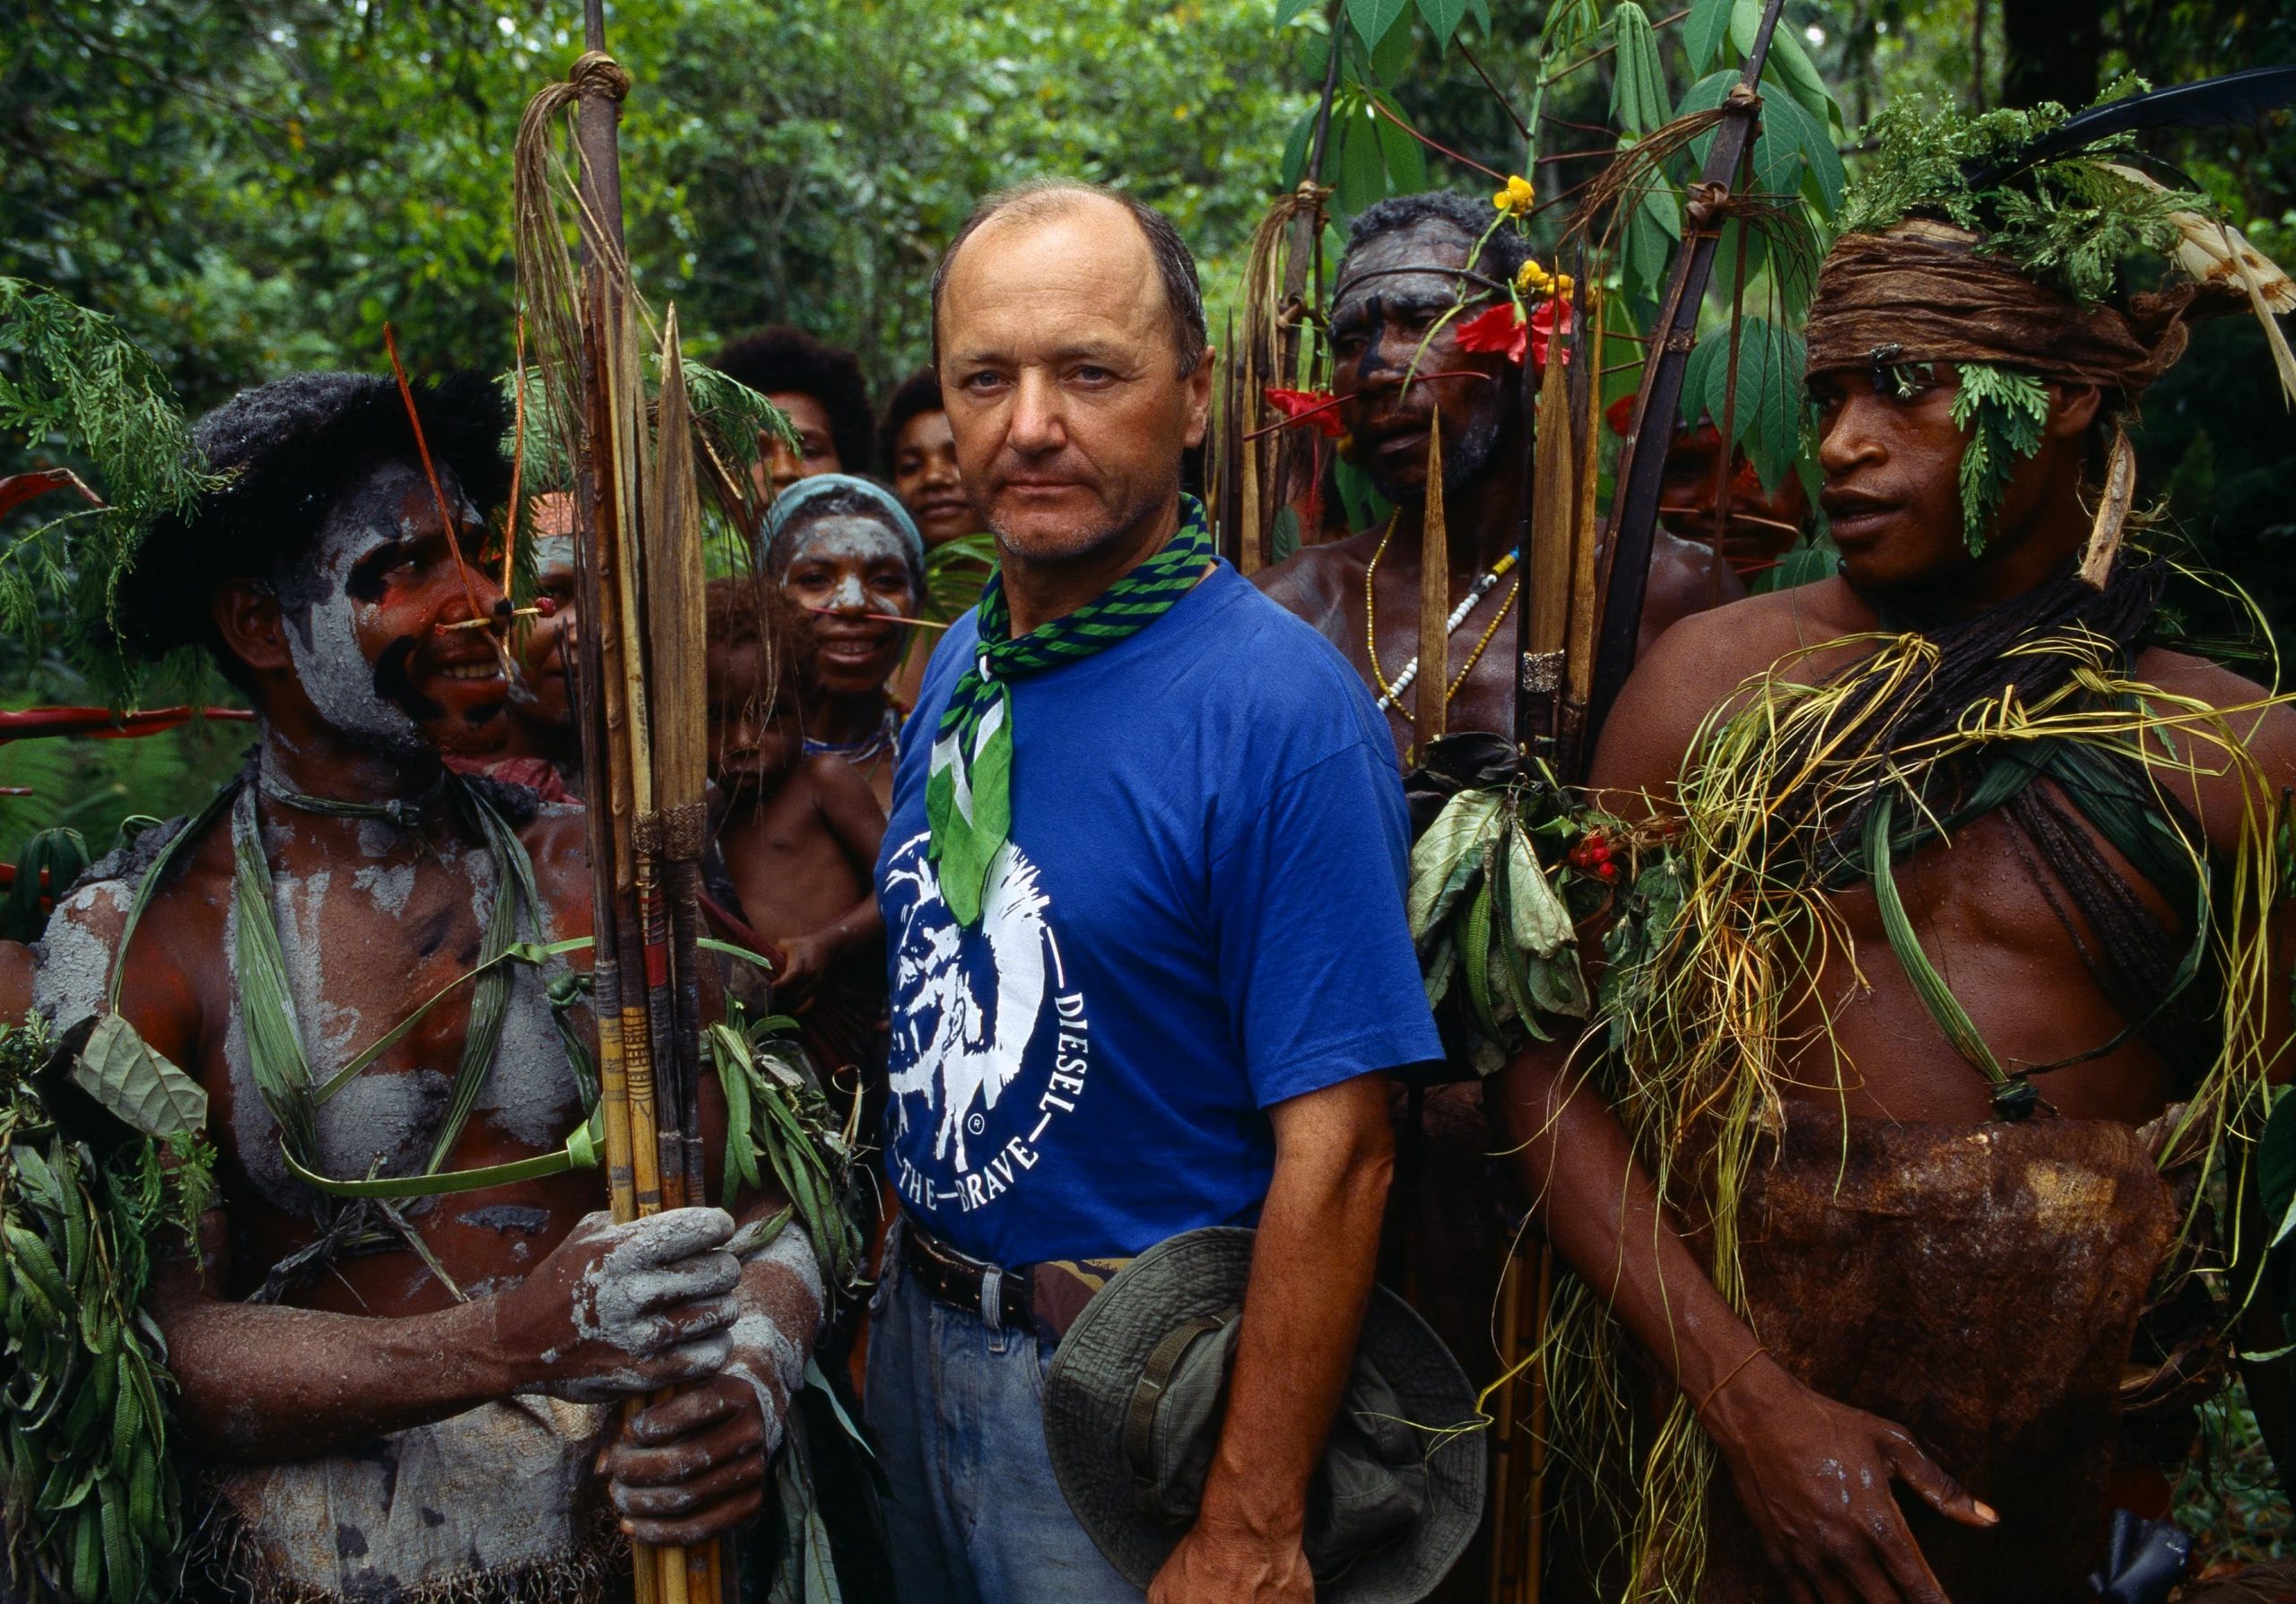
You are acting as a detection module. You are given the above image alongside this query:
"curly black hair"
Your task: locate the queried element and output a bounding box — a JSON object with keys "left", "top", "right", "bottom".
{"left": 711, "top": 326, "right": 874, "bottom": 477}
{"left": 113, "top": 370, "right": 510, "bottom": 670}
{"left": 875, "top": 365, "right": 944, "bottom": 477}
{"left": 1340, "top": 192, "right": 1534, "bottom": 290}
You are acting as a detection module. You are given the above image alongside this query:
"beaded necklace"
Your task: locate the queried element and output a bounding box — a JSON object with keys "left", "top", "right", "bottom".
{"left": 1362, "top": 512, "right": 1522, "bottom": 719}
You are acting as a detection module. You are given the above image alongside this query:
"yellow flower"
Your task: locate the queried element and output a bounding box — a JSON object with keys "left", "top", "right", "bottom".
{"left": 1492, "top": 174, "right": 1535, "bottom": 215}
{"left": 1516, "top": 258, "right": 1553, "bottom": 295}
{"left": 1553, "top": 272, "right": 1574, "bottom": 297}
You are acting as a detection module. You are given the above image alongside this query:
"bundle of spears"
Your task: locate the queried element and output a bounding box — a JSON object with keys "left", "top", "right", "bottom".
{"left": 509, "top": 4, "right": 776, "bottom": 1600}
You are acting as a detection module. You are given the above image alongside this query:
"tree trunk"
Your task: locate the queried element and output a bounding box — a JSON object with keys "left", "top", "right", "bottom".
{"left": 2001, "top": 0, "right": 2101, "bottom": 113}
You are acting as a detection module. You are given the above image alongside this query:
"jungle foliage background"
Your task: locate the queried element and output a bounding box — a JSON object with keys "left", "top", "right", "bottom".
{"left": 2, "top": 0, "right": 2292, "bottom": 838}
{"left": 3, "top": 0, "right": 2293, "bottom": 1561}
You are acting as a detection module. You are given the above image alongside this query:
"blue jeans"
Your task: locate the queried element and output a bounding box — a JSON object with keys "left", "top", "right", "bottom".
{"left": 864, "top": 1240, "right": 1142, "bottom": 1603}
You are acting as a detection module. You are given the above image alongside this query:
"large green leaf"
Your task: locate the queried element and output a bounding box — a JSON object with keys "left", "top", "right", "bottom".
{"left": 1280, "top": 104, "right": 1319, "bottom": 188}
{"left": 1505, "top": 822, "right": 1576, "bottom": 956}
{"left": 1371, "top": 94, "right": 1428, "bottom": 193}
{"left": 1416, "top": 0, "right": 1468, "bottom": 49}
{"left": 1408, "top": 789, "right": 1506, "bottom": 938}
{"left": 1684, "top": 0, "right": 1735, "bottom": 73}
{"left": 2263, "top": 1086, "right": 2296, "bottom": 1250}
{"left": 69, "top": 1015, "right": 207, "bottom": 1140}
{"left": 1608, "top": 3, "right": 1668, "bottom": 138}
{"left": 1760, "top": 86, "right": 1846, "bottom": 216}
{"left": 1276, "top": 0, "right": 1323, "bottom": 28}
{"left": 1759, "top": 20, "right": 1837, "bottom": 129}
{"left": 1348, "top": 0, "right": 1412, "bottom": 52}
{"left": 1336, "top": 109, "right": 1388, "bottom": 219}
{"left": 1680, "top": 332, "right": 1726, "bottom": 429}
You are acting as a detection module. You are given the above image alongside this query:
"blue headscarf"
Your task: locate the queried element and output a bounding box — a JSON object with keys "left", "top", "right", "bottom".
{"left": 757, "top": 473, "right": 926, "bottom": 585}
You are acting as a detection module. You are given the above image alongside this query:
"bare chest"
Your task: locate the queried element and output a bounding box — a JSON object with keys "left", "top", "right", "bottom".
{"left": 1783, "top": 808, "right": 2180, "bottom": 1125}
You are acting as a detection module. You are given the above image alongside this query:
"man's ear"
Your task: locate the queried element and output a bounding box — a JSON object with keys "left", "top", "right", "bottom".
{"left": 211, "top": 580, "right": 291, "bottom": 676}
{"left": 1182, "top": 345, "right": 1215, "bottom": 452}
{"left": 2048, "top": 382, "right": 2105, "bottom": 440}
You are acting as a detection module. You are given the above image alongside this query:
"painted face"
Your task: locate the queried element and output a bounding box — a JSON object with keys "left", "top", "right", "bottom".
{"left": 517, "top": 531, "right": 578, "bottom": 731}
{"left": 775, "top": 514, "right": 919, "bottom": 696}
{"left": 936, "top": 195, "right": 1210, "bottom": 562}
{"left": 1328, "top": 220, "right": 1512, "bottom": 506}
{"left": 274, "top": 459, "right": 507, "bottom": 758}
{"left": 755, "top": 392, "right": 842, "bottom": 497}
{"left": 707, "top": 637, "right": 801, "bottom": 791}
{"left": 891, "top": 408, "right": 973, "bottom": 548}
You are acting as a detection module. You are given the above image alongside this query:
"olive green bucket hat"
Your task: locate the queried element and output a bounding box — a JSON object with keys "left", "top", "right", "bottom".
{"left": 1041, "top": 1227, "right": 1486, "bottom": 1602}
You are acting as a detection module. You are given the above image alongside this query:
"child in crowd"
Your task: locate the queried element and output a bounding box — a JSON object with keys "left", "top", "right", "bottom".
{"left": 703, "top": 575, "right": 887, "bottom": 1009}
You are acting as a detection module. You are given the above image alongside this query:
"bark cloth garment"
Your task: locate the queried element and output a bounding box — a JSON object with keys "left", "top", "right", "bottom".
{"left": 1540, "top": 562, "right": 2287, "bottom": 1602}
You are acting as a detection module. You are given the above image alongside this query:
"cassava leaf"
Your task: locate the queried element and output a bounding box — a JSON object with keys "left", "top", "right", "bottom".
{"left": 1416, "top": 0, "right": 1467, "bottom": 48}
{"left": 1685, "top": 0, "right": 1734, "bottom": 73}
{"left": 1608, "top": 3, "right": 1669, "bottom": 137}
{"left": 69, "top": 1016, "right": 208, "bottom": 1140}
{"left": 1347, "top": 0, "right": 1412, "bottom": 49}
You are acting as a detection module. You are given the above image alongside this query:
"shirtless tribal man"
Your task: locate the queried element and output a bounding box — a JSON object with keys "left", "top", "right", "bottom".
{"left": 1495, "top": 102, "right": 2296, "bottom": 1603}
{"left": 1257, "top": 190, "right": 1735, "bottom": 757}
{"left": 30, "top": 372, "right": 827, "bottom": 1600}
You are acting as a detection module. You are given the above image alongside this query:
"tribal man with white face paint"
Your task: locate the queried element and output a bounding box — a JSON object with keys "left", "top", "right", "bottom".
{"left": 22, "top": 372, "right": 825, "bottom": 1601}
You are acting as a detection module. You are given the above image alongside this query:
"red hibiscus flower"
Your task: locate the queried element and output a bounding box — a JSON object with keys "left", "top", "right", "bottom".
{"left": 1454, "top": 301, "right": 1528, "bottom": 366}
{"left": 1456, "top": 298, "right": 1576, "bottom": 378}
{"left": 1529, "top": 297, "right": 1574, "bottom": 377}
{"left": 1263, "top": 387, "right": 1345, "bottom": 438}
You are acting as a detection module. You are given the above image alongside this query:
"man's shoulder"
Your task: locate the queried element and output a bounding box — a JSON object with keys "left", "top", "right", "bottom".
{"left": 34, "top": 808, "right": 227, "bottom": 1028}
{"left": 1639, "top": 577, "right": 1864, "bottom": 689}
{"left": 1198, "top": 568, "right": 1383, "bottom": 721}
{"left": 2133, "top": 644, "right": 2296, "bottom": 784}
{"left": 1592, "top": 579, "right": 1865, "bottom": 797}
{"left": 1252, "top": 529, "right": 1378, "bottom": 608}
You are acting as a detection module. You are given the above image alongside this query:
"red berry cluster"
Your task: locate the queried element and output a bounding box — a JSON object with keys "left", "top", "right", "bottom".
{"left": 1568, "top": 828, "right": 1619, "bottom": 883}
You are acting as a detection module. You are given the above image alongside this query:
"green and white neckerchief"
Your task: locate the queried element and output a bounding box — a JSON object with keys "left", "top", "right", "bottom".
{"left": 926, "top": 494, "right": 1213, "bottom": 925}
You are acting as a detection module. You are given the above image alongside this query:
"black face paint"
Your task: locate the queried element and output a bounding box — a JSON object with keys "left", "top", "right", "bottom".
{"left": 344, "top": 544, "right": 404, "bottom": 606}
{"left": 371, "top": 636, "right": 444, "bottom": 722}
{"left": 463, "top": 703, "right": 503, "bottom": 728}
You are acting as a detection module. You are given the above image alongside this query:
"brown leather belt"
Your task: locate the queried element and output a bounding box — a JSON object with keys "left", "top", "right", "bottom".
{"left": 899, "top": 1220, "right": 1035, "bottom": 1332}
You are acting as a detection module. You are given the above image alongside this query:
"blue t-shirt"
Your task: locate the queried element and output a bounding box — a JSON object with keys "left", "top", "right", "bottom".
{"left": 877, "top": 560, "right": 1441, "bottom": 1266}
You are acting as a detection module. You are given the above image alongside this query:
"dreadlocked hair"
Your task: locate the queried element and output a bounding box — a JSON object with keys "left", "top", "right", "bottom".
{"left": 112, "top": 370, "right": 510, "bottom": 671}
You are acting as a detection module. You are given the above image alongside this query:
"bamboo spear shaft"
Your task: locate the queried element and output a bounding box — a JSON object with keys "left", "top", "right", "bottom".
{"left": 1413, "top": 414, "right": 1449, "bottom": 745}
{"left": 568, "top": 5, "right": 715, "bottom": 1599}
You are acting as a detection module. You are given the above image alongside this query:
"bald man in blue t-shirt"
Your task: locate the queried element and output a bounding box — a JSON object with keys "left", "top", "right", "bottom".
{"left": 867, "top": 179, "right": 1443, "bottom": 1604}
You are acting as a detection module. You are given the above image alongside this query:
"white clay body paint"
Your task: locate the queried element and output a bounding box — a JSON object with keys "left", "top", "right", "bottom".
{"left": 544, "top": 1209, "right": 742, "bottom": 1403}
{"left": 276, "top": 461, "right": 450, "bottom": 758}
{"left": 787, "top": 515, "right": 920, "bottom": 609}
{"left": 717, "top": 1227, "right": 823, "bottom": 1456}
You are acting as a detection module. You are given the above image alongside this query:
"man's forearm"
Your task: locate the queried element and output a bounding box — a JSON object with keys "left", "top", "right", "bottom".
{"left": 159, "top": 1280, "right": 520, "bottom": 1461}
{"left": 1196, "top": 1077, "right": 1393, "bottom": 1537}
{"left": 1492, "top": 1040, "right": 1761, "bottom": 1404}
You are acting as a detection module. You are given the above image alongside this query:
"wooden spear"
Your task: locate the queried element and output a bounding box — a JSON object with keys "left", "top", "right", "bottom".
{"left": 567, "top": 5, "right": 718, "bottom": 1599}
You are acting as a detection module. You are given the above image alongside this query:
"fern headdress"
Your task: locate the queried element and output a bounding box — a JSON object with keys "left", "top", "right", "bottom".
{"left": 1805, "top": 82, "right": 2296, "bottom": 560}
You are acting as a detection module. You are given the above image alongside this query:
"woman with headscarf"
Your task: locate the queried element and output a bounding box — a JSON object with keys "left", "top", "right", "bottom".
{"left": 759, "top": 473, "right": 926, "bottom": 808}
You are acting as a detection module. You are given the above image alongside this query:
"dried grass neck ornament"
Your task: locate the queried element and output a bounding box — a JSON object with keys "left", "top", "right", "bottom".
{"left": 1538, "top": 79, "right": 2296, "bottom": 1601}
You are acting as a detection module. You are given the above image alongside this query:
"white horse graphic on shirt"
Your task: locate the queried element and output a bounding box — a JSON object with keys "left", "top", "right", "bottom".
{"left": 883, "top": 834, "right": 1051, "bottom": 1175}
